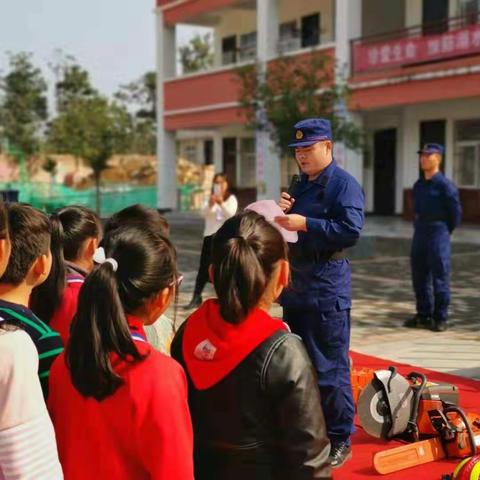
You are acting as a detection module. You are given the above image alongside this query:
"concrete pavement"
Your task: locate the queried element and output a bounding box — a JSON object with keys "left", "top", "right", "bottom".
{"left": 164, "top": 212, "right": 480, "bottom": 380}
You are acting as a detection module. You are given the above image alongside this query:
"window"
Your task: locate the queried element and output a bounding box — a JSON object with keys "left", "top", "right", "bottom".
{"left": 422, "top": 0, "right": 448, "bottom": 35}
{"left": 279, "top": 20, "right": 300, "bottom": 53}
{"left": 301, "top": 13, "right": 320, "bottom": 48}
{"left": 454, "top": 119, "right": 480, "bottom": 187}
{"left": 239, "top": 138, "right": 256, "bottom": 187}
{"left": 458, "top": 0, "right": 480, "bottom": 24}
{"left": 223, "top": 138, "right": 237, "bottom": 187}
{"left": 181, "top": 141, "right": 199, "bottom": 164}
{"left": 239, "top": 31, "right": 257, "bottom": 62}
{"left": 222, "top": 36, "right": 237, "bottom": 65}
{"left": 204, "top": 140, "right": 213, "bottom": 166}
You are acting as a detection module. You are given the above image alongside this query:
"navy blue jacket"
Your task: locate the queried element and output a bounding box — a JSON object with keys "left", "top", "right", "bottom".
{"left": 413, "top": 172, "right": 461, "bottom": 233}
{"left": 281, "top": 160, "right": 365, "bottom": 312}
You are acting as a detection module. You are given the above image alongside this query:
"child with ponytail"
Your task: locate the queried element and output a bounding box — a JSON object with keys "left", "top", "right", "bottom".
{"left": 171, "top": 211, "right": 331, "bottom": 480}
{"left": 30, "top": 205, "right": 101, "bottom": 344}
{"left": 48, "top": 225, "right": 193, "bottom": 480}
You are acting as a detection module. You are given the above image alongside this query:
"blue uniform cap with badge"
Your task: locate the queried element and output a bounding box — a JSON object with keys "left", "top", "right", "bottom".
{"left": 417, "top": 143, "right": 445, "bottom": 155}
{"left": 288, "top": 118, "right": 333, "bottom": 148}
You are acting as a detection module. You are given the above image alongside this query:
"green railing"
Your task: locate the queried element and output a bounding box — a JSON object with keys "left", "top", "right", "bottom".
{"left": 0, "top": 182, "right": 203, "bottom": 216}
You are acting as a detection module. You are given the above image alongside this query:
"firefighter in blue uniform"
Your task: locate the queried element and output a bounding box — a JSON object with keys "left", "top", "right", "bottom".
{"left": 275, "top": 118, "right": 364, "bottom": 468}
{"left": 404, "top": 143, "right": 461, "bottom": 332}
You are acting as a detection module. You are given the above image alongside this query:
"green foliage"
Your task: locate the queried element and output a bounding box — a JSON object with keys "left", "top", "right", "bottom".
{"left": 50, "top": 53, "right": 98, "bottom": 113}
{"left": 42, "top": 157, "right": 58, "bottom": 176}
{"left": 0, "top": 52, "right": 48, "bottom": 155}
{"left": 114, "top": 71, "right": 157, "bottom": 154}
{"left": 236, "top": 53, "right": 363, "bottom": 157}
{"left": 47, "top": 94, "right": 129, "bottom": 212}
{"left": 179, "top": 33, "right": 214, "bottom": 74}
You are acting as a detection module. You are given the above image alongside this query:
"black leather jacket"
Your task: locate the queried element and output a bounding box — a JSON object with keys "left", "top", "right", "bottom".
{"left": 171, "top": 326, "right": 331, "bottom": 480}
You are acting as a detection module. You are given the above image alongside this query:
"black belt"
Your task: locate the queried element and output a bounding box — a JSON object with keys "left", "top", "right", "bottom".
{"left": 289, "top": 249, "right": 347, "bottom": 265}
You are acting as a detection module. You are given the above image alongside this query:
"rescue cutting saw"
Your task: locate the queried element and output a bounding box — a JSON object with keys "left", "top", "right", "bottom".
{"left": 357, "top": 367, "right": 480, "bottom": 475}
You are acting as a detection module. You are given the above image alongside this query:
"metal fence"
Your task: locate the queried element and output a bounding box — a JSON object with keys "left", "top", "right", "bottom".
{"left": 0, "top": 182, "right": 206, "bottom": 216}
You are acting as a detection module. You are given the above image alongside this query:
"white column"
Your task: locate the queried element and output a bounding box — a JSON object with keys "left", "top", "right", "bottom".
{"left": 335, "top": 0, "right": 361, "bottom": 77}
{"left": 156, "top": 8, "right": 177, "bottom": 210}
{"left": 213, "top": 131, "right": 223, "bottom": 172}
{"left": 334, "top": 0, "right": 364, "bottom": 185}
{"left": 255, "top": 0, "right": 281, "bottom": 200}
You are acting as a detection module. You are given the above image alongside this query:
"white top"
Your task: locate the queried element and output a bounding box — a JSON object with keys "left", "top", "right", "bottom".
{"left": 202, "top": 194, "right": 238, "bottom": 237}
{"left": 0, "top": 329, "right": 63, "bottom": 480}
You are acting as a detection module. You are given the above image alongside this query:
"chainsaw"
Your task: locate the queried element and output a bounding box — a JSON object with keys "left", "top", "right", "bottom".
{"left": 357, "top": 367, "right": 480, "bottom": 475}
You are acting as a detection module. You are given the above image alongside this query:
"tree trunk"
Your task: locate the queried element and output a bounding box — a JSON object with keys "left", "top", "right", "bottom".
{"left": 94, "top": 172, "right": 101, "bottom": 216}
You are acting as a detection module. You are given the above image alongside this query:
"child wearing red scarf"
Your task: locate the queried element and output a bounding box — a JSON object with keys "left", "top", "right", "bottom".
{"left": 172, "top": 211, "right": 331, "bottom": 480}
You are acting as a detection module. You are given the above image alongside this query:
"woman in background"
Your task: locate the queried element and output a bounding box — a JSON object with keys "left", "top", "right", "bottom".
{"left": 184, "top": 173, "right": 237, "bottom": 310}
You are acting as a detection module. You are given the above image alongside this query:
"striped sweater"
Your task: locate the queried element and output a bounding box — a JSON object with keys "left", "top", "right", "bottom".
{"left": 0, "top": 329, "right": 63, "bottom": 480}
{"left": 0, "top": 299, "right": 64, "bottom": 398}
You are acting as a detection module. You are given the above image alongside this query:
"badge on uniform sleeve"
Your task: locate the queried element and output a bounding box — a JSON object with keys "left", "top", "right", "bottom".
{"left": 296, "top": 130, "right": 303, "bottom": 140}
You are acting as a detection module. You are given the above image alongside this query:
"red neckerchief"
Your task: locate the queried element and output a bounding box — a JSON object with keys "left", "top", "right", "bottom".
{"left": 182, "top": 299, "right": 287, "bottom": 390}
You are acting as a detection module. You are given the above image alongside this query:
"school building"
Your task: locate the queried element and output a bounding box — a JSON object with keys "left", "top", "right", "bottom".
{"left": 155, "top": 0, "right": 480, "bottom": 221}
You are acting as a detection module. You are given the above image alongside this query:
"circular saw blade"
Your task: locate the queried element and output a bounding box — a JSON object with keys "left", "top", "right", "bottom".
{"left": 358, "top": 379, "right": 393, "bottom": 439}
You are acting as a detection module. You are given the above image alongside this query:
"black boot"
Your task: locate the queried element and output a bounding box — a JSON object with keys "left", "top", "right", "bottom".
{"left": 184, "top": 294, "right": 202, "bottom": 310}
{"left": 432, "top": 320, "right": 448, "bottom": 332}
{"left": 403, "top": 314, "right": 432, "bottom": 329}
{"left": 329, "top": 441, "right": 352, "bottom": 469}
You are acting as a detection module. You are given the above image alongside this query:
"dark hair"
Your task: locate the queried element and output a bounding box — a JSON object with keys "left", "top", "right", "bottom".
{"left": 211, "top": 211, "right": 287, "bottom": 324}
{"left": 30, "top": 206, "right": 101, "bottom": 324}
{"left": 212, "top": 172, "right": 232, "bottom": 200}
{"left": 67, "top": 225, "right": 177, "bottom": 401}
{"left": 1, "top": 203, "right": 51, "bottom": 286}
{"left": 0, "top": 201, "right": 11, "bottom": 332}
{"left": 0, "top": 201, "right": 7, "bottom": 240}
{"left": 104, "top": 204, "right": 169, "bottom": 238}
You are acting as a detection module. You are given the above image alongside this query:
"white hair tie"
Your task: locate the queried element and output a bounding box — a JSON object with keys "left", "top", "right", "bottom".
{"left": 93, "top": 247, "right": 118, "bottom": 272}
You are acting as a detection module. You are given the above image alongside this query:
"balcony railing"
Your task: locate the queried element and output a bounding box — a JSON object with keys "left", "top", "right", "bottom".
{"left": 351, "top": 13, "right": 480, "bottom": 75}
{"left": 278, "top": 36, "right": 302, "bottom": 54}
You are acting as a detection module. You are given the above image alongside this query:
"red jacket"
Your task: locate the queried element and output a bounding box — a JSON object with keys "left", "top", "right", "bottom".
{"left": 48, "top": 317, "right": 194, "bottom": 480}
{"left": 49, "top": 273, "right": 84, "bottom": 344}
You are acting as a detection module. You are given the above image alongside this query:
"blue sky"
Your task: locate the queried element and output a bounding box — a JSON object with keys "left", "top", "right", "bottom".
{"left": 0, "top": 0, "right": 201, "bottom": 98}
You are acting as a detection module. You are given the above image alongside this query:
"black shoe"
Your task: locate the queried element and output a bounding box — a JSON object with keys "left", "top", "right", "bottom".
{"left": 432, "top": 320, "right": 448, "bottom": 332}
{"left": 403, "top": 314, "right": 432, "bottom": 329}
{"left": 183, "top": 294, "right": 202, "bottom": 310}
{"left": 329, "top": 442, "right": 352, "bottom": 469}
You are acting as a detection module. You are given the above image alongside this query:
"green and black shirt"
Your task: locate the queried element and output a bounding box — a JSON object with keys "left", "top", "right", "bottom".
{"left": 0, "top": 299, "right": 64, "bottom": 398}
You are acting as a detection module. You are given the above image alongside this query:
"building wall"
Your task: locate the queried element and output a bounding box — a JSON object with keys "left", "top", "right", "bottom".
{"left": 214, "top": 8, "right": 257, "bottom": 66}
{"left": 279, "top": 0, "right": 335, "bottom": 43}
{"left": 362, "top": 96, "right": 480, "bottom": 213}
{"left": 212, "top": 0, "right": 335, "bottom": 67}
{"left": 362, "top": 0, "right": 405, "bottom": 37}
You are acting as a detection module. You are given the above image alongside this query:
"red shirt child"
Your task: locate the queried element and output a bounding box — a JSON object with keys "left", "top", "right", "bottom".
{"left": 48, "top": 317, "right": 194, "bottom": 480}
{"left": 49, "top": 272, "right": 84, "bottom": 344}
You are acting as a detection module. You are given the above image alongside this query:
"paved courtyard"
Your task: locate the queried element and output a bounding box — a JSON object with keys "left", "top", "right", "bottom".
{"left": 165, "top": 212, "right": 480, "bottom": 380}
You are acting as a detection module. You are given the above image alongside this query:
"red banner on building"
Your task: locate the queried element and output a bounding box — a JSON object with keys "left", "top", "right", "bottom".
{"left": 353, "top": 23, "right": 480, "bottom": 74}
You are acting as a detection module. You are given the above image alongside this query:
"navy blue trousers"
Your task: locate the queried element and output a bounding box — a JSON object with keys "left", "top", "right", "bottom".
{"left": 283, "top": 306, "right": 354, "bottom": 445}
{"left": 411, "top": 226, "right": 451, "bottom": 322}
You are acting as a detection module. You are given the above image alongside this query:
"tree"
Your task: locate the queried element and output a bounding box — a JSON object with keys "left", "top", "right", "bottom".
{"left": 179, "top": 33, "right": 214, "bottom": 74}
{"left": 0, "top": 52, "right": 48, "bottom": 156}
{"left": 236, "top": 52, "right": 363, "bottom": 157}
{"left": 50, "top": 54, "right": 98, "bottom": 113}
{"left": 42, "top": 157, "right": 58, "bottom": 194}
{"left": 48, "top": 95, "right": 128, "bottom": 213}
{"left": 114, "top": 71, "right": 156, "bottom": 154}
